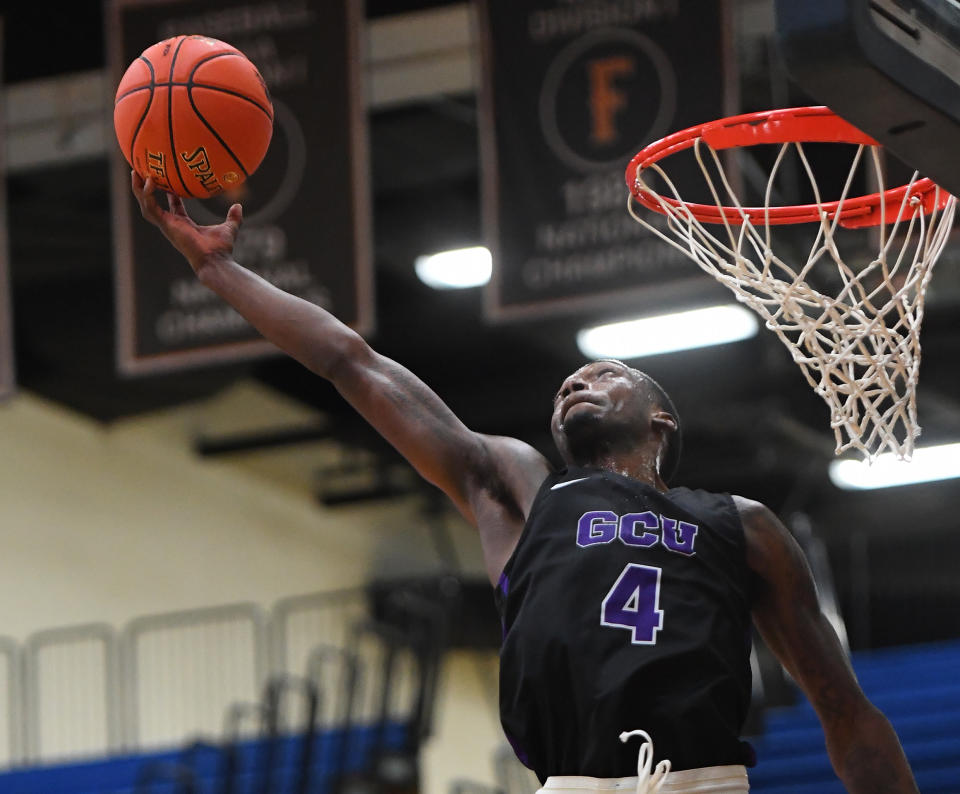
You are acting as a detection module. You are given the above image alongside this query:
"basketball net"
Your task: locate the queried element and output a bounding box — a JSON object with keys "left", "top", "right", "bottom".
{"left": 626, "top": 115, "right": 956, "bottom": 462}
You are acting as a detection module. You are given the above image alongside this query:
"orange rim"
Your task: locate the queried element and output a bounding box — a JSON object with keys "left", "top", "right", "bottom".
{"left": 625, "top": 106, "right": 951, "bottom": 228}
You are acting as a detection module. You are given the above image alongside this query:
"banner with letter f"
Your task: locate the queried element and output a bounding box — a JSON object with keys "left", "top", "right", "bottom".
{"left": 479, "top": 0, "right": 734, "bottom": 321}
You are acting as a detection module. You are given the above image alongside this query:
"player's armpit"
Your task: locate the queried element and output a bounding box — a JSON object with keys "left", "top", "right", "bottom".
{"left": 737, "top": 497, "right": 919, "bottom": 794}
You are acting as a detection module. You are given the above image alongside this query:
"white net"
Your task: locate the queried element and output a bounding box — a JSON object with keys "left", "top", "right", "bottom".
{"left": 627, "top": 138, "right": 956, "bottom": 461}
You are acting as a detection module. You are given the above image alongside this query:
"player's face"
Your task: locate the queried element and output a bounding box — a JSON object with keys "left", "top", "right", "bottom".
{"left": 550, "top": 361, "right": 652, "bottom": 460}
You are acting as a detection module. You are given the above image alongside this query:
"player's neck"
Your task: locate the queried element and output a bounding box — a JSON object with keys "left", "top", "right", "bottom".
{"left": 575, "top": 448, "right": 667, "bottom": 491}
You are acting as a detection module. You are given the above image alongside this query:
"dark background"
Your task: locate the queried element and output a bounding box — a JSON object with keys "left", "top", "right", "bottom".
{"left": 4, "top": 0, "right": 960, "bottom": 651}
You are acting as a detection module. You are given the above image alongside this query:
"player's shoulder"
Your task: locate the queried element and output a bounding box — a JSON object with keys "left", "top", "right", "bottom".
{"left": 729, "top": 495, "right": 806, "bottom": 579}
{"left": 669, "top": 483, "right": 742, "bottom": 511}
{"left": 730, "top": 494, "right": 776, "bottom": 523}
{"left": 730, "top": 494, "right": 783, "bottom": 531}
{"left": 665, "top": 486, "right": 747, "bottom": 540}
{"left": 729, "top": 495, "right": 787, "bottom": 549}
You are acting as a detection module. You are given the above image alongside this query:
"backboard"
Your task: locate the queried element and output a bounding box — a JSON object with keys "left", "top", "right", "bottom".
{"left": 775, "top": 0, "right": 960, "bottom": 196}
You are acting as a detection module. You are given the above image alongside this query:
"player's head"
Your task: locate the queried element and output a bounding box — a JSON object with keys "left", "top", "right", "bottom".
{"left": 550, "top": 360, "right": 682, "bottom": 482}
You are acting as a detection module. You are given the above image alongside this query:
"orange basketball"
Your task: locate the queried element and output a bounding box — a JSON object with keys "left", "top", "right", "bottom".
{"left": 115, "top": 35, "right": 274, "bottom": 198}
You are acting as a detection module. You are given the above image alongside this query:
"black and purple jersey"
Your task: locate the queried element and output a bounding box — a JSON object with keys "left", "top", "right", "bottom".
{"left": 495, "top": 465, "right": 755, "bottom": 781}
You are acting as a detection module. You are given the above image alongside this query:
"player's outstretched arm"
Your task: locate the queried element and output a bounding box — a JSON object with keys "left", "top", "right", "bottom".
{"left": 737, "top": 497, "right": 919, "bottom": 794}
{"left": 131, "top": 173, "right": 550, "bottom": 559}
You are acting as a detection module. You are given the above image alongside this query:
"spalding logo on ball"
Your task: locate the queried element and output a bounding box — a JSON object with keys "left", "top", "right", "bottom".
{"left": 115, "top": 35, "right": 274, "bottom": 198}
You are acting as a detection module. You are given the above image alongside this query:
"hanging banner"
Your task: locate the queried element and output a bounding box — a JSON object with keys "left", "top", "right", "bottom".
{"left": 109, "top": 0, "right": 373, "bottom": 374}
{"left": 0, "top": 18, "right": 14, "bottom": 399}
{"left": 480, "top": 0, "right": 733, "bottom": 320}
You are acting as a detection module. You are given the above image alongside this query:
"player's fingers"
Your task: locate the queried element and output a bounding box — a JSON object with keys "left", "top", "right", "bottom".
{"left": 130, "top": 170, "right": 146, "bottom": 207}
{"left": 224, "top": 203, "right": 244, "bottom": 235}
{"left": 132, "top": 171, "right": 162, "bottom": 221}
{"left": 130, "top": 170, "right": 149, "bottom": 205}
{"left": 166, "top": 192, "right": 189, "bottom": 218}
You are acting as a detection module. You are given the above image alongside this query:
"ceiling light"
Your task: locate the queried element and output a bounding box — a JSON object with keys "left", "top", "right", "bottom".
{"left": 829, "top": 442, "right": 960, "bottom": 490}
{"left": 576, "top": 304, "right": 759, "bottom": 359}
{"left": 414, "top": 246, "right": 492, "bottom": 289}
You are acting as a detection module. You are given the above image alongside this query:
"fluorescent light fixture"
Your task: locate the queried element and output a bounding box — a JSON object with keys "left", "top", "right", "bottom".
{"left": 829, "top": 442, "right": 960, "bottom": 490}
{"left": 576, "top": 304, "right": 759, "bottom": 359}
{"left": 415, "top": 246, "right": 492, "bottom": 289}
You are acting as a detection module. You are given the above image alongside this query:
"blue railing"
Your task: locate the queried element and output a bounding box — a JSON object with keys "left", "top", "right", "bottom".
{"left": 0, "top": 722, "right": 408, "bottom": 794}
{"left": 749, "top": 640, "right": 960, "bottom": 793}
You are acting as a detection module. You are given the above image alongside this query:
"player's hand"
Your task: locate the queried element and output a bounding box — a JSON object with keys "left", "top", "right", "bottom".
{"left": 130, "top": 170, "right": 242, "bottom": 277}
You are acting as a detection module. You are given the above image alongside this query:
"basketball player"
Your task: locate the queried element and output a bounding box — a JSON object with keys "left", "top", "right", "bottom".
{"left": 131, "top": 172, "right": 919, "bottom": 794}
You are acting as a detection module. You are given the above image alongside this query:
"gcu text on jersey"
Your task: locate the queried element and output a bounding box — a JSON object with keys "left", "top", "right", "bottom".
{"left": 576, "top": 510, "right": 698, "bottom": 555}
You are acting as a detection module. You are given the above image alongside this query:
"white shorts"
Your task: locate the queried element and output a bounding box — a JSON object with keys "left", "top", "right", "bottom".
{"left": 538, "top": 766, "right": 749, "bottom": 794}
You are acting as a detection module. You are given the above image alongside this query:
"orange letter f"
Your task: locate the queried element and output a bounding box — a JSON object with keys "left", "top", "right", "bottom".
{"left": 588, "top": 56, "right": 635, "bottom": 146}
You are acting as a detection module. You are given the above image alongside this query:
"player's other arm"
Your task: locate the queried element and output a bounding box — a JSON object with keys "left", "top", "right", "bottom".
{"left": 737, "top": 497, "right": 919, "bottom": 794}
{"left": 131, "top": 174, "right": 550, "bottom": 547}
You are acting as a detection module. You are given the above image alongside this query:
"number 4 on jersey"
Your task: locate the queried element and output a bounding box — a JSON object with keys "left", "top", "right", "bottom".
{"left": 601, "top": 563, "right": 664, "bottom": 644}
